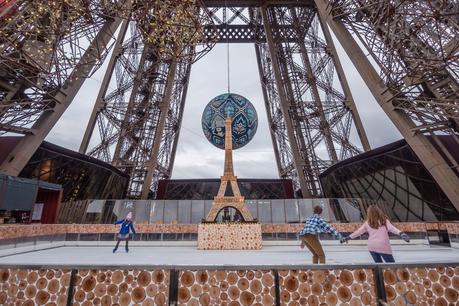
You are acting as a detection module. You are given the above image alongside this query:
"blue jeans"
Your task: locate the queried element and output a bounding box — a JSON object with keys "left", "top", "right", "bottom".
{"left": 369, "top": 251, "right": 395, "bottom": 263}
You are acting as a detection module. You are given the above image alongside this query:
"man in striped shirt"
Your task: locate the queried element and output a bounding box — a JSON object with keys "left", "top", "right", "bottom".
{"left": 298, "top": 206, "right": 342, "bottom": 264}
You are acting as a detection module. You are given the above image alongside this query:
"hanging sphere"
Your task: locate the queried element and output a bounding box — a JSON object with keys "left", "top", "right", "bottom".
{"left": 201, "top": 93, "right": 258, "bottom": 150}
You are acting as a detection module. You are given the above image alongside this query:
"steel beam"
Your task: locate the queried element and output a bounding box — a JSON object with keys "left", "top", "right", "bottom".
{"left": 204, "top": 0, "right": 314, "bottom": 7}
{"left": 316, "top": 9, "right": 370, "bottom": 152}
{"left": 84, "top": 26, "right": 145, "bottom": 164}
{"left": 140, "top": 61, "right": 177, "bottom": 199}
{"left": 111, "top": 47, "right": 150, "bottom": 168}
{"left": 315, "top": 0, "right": 459, "bottom": 209}
{"left": 254, "top": 44, "right": 284, "bottom": 178}
{"left": 290, "top": 8, "right": 338, "bottom": 162}
{"left": 0, "top": 17, "right": 122, "bottom": 176}
{"left": 261, "top": 5, "right": 312, "bottom": 197}
{"left": 203, "top": 24, "right": 300, "bottom": 43}
{"left": 79, "top": 19, "right": 130, "bottom": 154}
{"left": 163, "top": 63, "right": 192, "bottom": 185}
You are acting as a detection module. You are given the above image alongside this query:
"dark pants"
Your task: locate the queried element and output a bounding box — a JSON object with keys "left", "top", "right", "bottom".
{"left": 114, "top": 237, "right": 129, "bottom": 251}
{"left": 370, "top": 251, "right": 395, "bottom": 263}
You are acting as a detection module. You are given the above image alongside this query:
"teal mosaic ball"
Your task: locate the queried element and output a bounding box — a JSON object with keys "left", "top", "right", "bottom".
{"left": 202, "top": 93, "right": 258, "bottom": 150}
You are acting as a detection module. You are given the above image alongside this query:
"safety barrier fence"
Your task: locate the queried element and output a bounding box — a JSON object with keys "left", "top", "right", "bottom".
{"left": 57, "top": 198, "right": 373, "bottom": 225}
{"left": 0, "top": 262, "right": 457, "bottom": 305}
{"left": 0, "top": 223, "right": 458, "bottom": 256}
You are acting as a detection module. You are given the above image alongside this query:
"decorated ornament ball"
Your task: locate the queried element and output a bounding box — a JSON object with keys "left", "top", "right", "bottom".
{"left": 201, "top": 93, "right": 258, "bottom": 150}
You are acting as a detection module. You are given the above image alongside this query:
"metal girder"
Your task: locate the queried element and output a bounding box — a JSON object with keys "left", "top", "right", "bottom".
{"left": 80, "top": 20, "right": 192, "bottom": 198}
{"left": 259, "top": 6, "right": 314, "bottom": 197}
{"left": 256, "top": 5, "right": 367, "bottom": 196}
{"left": 69, "top": 1, "right": 371, "bottom": 198}
{"left": 83, "top": 23, "right": 145, "bottom": 163}
{"left": 7, "top": 0, "right": 456, "bottom": 204}
{"left": 203, "top": 6, "right": 309, "bottom": 43}
{"left": 315, "top": 0, "right": 459, "bottom": 208}
{"left": 0, "top": 6, "right": 121, "bottom": 175}
{"left": 139, "top": 61, "right": 177, "bottom": 199}
{"left": 79, "top": 19, "right": 130, "bottom": 155}
{"left": 204, "top": 0, "right": 315, "bottom": 7}
{"left": 315, "top": 9, "right": 371, "bottom": 152}
{"left": 204, "top": 24, "right": 302, "bottom": 43}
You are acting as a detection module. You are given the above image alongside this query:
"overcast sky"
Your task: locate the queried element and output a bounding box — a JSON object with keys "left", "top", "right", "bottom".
{"left": 47, "top": 33, "right": 401, "bottom": 179}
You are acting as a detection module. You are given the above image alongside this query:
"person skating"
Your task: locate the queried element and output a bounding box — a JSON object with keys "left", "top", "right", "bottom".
{"left": 113, "top": 212, "right": 136, "bottom": 253}
{"left": 340, "top": 205, "right": 410, "bottom": 263}
{"left": 298, "top": 205, "right": 342, "bottom": 264}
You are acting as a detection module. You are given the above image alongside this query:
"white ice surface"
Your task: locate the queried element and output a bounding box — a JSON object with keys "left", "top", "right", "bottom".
{"left": 0, "top": 245, "right": 458, "bottom": 267}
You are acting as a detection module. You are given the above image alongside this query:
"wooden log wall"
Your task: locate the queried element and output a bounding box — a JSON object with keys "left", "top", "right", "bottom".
{"left": 0, "top": 222, "right": 458, "bottom": 241}
{"left": 382, "top": 266, "right": 459, "bottom": 305}
{"left": 0, "top": 264, "right": 457, "bottom": 305}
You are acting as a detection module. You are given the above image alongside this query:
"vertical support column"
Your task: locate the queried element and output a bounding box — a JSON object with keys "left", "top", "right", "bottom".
{"left": 66, "top": 269, "right": 77, "bottom": 306}
{"left": 254, "top": 44, "right": 284, "bottom": 178}
{"left": 166, "top": 64, "right": 192, "bottom": 179}
{"left": 290, "top": 8, "right": 338, "bottom": 162}
{"left": 373, "top": 267, "right": 387, "bottom": 304}
{"left": 273, "top": 269, "right": 281, "bottom": 306}
{"left": 261, "top": 5, "right": 312, "bottom": 198}
{"left": 316, "top": 10, "right": 371, "bottom": 152}
{"left": 140, "top": 61, "right": 177, "bottom": 199}
{"left": 315, "top": 0, "right": 459, "bottom": 209}
{"left": 168, "top": 269, "right": 179, "bottom": 306}
{"left": 111, "top": 48, "right": 150, "bottom": 167}
{"left": 0, "top": 18, "right": 122, "bottom": 176}
{"left": 79, "top": 19, "right": 130, "bottom": 154}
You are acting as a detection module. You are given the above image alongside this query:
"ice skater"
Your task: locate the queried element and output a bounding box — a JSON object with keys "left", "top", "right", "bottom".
{"left": 113, "top": 212, "right": 136, "bottom": 253}
{"left": 340, "top": 205, "right": 410, "bottom": 263}
{"left": 298, "top": 205, "right": 343, "bottom": 264}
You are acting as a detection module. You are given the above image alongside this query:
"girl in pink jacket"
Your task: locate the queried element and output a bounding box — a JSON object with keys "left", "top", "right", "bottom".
{"left": 341, "top": 205, "right": 409, "bottom": 263}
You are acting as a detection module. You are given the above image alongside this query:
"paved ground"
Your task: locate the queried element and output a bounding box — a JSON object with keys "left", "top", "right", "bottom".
{"left": 1, "top": 244, "right": 458, "bottom": 267}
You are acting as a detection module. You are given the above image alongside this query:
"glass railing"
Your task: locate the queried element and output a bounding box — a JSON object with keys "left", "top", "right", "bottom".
{"left": 76, "top": 198, "right": 371, "bottom": 224}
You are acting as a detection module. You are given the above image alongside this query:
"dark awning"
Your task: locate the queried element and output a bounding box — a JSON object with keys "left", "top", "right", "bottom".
{"left": 0, "top": 175, "right": 61, "bottom": 210}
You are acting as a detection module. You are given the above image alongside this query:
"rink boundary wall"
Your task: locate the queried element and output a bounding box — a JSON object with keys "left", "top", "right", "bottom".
{"left": 0, "top": 262, "right": 458, "bottom": 305}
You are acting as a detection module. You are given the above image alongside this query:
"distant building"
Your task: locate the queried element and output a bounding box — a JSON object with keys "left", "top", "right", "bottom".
{"left": 0, "top": 174, "right": 62, "bottom": 224}
{"left": 157, "top": 178, "right": 294, "bottom": 200}
{"left": 319, "top": 137, "right": 459, "bottom": 221}
{"left": 0, "top": 137, "right": 129, "bottom": 202}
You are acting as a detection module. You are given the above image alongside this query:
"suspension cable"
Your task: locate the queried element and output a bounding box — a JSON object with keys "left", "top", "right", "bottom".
{"left": 225, "top": 0, "right": 230, "bottom": 93}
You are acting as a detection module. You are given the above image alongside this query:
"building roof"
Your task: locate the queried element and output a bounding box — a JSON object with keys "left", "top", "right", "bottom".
{"left": 320, "top": 136, "right": 459, "bottom": 178}
{"left": 0, "top": 136, "right": 128, "bottom": 178}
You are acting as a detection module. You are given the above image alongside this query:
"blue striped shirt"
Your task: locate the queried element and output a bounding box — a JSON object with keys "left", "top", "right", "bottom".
{"left": 298, "top": 214, "right": 342, "bottom": 239}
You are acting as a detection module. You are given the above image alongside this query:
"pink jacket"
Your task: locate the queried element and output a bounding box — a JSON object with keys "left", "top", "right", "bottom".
{"left": 349, "top": 220, "right": 401, "bottom": 254}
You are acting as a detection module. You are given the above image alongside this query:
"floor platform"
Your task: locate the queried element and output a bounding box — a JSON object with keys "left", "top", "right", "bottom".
{"left": 1, "top": 244, "right": 458, "bottom": 267}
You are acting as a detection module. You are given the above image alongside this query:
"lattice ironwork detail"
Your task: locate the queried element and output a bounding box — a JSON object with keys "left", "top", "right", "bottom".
{"left": 82, "top": 21, "right": 192, "bottom": 198}
{"left": 0, "top": 0, "right": 117, "bottom": 136}
{"left": 329, "top": 0, "right": 459, "bottom": 136}
{"left": 4, "top": 0, "right": 456, "bottom": 205}
{"left": 255, "top": 5, "right": 367, "bottom": 196}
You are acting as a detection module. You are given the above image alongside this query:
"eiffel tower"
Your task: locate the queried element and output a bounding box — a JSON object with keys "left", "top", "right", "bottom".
{"left": 205, "top": 117, "right": 254, "bottom": 222}
{"left": 1, "top": 0, "right": 458, "bottom": 211}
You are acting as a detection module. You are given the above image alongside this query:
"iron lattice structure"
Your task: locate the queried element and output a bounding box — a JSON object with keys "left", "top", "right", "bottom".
{"left": 253, "top": 5, "right": 370, "bottom": 196}
{"left": 328, "top": 0, "right": 459, "bottom": 134}
{"left": 79, "top": 22, "right": 196, "bottom": 198}
{"left": 0, "top": 0, "right": 120, "bottom": 138}
{"left": 314, "top": 0, "right": 459, "bottom": 209}
{"left": 1, "top": 0, "right": 458, "bottom": 208}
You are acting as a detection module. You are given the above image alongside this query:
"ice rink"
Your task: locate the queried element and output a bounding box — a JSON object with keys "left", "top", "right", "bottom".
{"left": 1, "top": 244, "right": 458, "bottom": 267}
